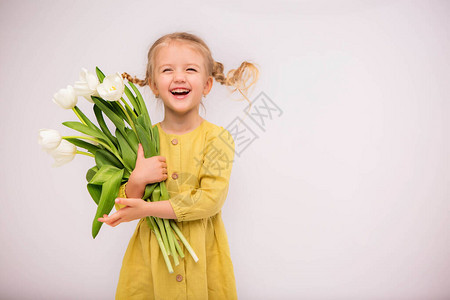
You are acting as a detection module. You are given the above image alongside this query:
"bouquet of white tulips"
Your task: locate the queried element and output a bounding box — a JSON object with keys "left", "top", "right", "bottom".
{"left": 38, "top": 67, "right": 198, "bottom": 273}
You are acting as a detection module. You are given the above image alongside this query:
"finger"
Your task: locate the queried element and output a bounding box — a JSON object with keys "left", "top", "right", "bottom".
{"left": 115, "top": 198, "right": 133, "bottom": 207}
{"left": 103, "top": 210, "right": 122, "bottom": 225}
{"left": 137, "top": 143, "right": 144, "bottom": 159}
{"left": 99, "top": 217, "right": 113, "bottom": 224}
{"left": 104, "top": 219, "right": 116, "bottom": 227}
{"left": 158, "top": 156, "right": 166, "bottom": 162}
{"left": 110, "top": 218, "right": 123, "bottom": 227}
{"left": 98, "top": 213, "right": 110, "bottom": 221}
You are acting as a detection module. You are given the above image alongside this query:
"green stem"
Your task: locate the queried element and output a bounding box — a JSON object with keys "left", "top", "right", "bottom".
{"left": 118, "top": 98, "right": 137, "bottom": 135}
{"left": 63, "top": 135, "right": 128, "bottom": 171}
{"left": 121, "top": 97, "right": 138, "bottom": 119}
{"left": 76, "top": 150, "right": 94, "bottom": 157}
{"left": 171, "top": 221, "right": 198, "bottom": 262}
{"left": 63, "top": 135, "right": 102, "bottom": 145}
{"left": 172, "top": 227, "right": 185, "bottom": 258}
{"left": 155, "top": 217, "right": 170, "bottom": 256}
{"left": 72, "top": 107, "right": 87, "bottom": 126}
{"left": 147, "top": 217, "right": 174, "bottom": 273}
{"left": 165, "top": 219, "right": 179, "bottom": 265}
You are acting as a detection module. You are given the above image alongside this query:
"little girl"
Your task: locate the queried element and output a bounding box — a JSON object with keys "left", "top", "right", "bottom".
{"left": 98, "top": 31, "right": 259, "bottom": 299}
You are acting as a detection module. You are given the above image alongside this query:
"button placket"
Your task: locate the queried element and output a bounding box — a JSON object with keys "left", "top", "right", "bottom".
{"left": 169, "top": 135, "right": 181, "bottom": 184}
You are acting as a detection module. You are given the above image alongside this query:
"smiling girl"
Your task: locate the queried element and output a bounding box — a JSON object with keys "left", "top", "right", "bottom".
{"left": 98, "top": 32, "right": 259, "bottom": 299}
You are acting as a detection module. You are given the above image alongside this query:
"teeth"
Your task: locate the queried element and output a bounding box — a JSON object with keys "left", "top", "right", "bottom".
{"left": 171, "top": 89, "right": 190, "bottom": 93}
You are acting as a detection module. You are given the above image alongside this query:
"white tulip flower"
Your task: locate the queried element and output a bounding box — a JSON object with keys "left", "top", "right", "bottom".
{"left": 96, "top": 72, "right": 125, "bottom": 101}
{"left": 53, "top": 85, "right": 78, "bottom": 109}
{"left": 48, "top": 139, "right": 77, "bottom": 167}
{"left": 38, "top": 129, "right": 62, "bottom": 152}
{"left": 73, "top": 67, "right": 100, "bottom": 103}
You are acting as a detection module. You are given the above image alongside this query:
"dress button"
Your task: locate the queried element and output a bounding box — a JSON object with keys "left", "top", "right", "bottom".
{"left": 171, "top": 138, "right": 178, "bottom": 145}
{"left": 176, "top": 274, "right": 183, "bottom": 282}
{"left": 172, "top": 172, "right": 178, "bottom": 180}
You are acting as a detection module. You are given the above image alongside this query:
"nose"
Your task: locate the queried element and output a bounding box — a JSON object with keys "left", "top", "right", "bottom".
{"left": 173, "top": 71, "right": 186, "bottom": 82}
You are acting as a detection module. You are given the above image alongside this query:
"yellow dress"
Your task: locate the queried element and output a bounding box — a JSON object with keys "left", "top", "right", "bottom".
{"left": 114, "top": 119, "right": 238, "bottom": 300}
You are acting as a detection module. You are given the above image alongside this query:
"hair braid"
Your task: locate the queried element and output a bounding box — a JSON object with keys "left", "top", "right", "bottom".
{"left": 121, "top": 72, "right": 147, "bottom": 87}
{"left": 212, "top": 60, "right": 259, "bottom": 109}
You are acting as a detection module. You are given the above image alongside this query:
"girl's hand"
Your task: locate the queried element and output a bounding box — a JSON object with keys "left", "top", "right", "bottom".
{"left": 130, "top": 143, "right": 168, "bottom": 186}
{"left": 98, "top": 198, "right": 150, "bottom": 227}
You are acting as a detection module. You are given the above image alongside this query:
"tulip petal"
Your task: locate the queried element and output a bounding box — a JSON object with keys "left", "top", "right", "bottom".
{"left": 74, "top": 68, "right": 99, "bottom": 100}
{"left": 53, "top": 85, "right": 77, "bottom": 109}
{"left": 96, "top": 72, "right": 124, "bottom": 101}
{"left": 38, "top": 129, "right": 62, "bottom": 152}
{"left": 49, "top": 139, "right": 77, "bottom": 167}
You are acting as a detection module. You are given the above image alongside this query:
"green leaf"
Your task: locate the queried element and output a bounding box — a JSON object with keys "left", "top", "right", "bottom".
{"left": 64, "top": 137, "right": 100, "bottom": 155}
{"left": 123, "top": 169, "right": 130, "bottom": 180}
{"left": 135, "top": 123, "right": 156, "bottom": 158}
{"left": 143, "top": 183, "right": 157, "bottom": 201}
{"left": 129, "top": 81, "right": 152, "bottom": 128}
{"left": 160, "top": 181, "right": 169, "bottom": 200}
{"left": 95, "top": 149, "right": 124, "bottom": 169}
{"left": 62, "top": 121, "right": 114, "bottom": 150}
{"left": 115, "top": 128, "right": 136, "bottom": 170}
{"left": 93, "top": 104, "right": 119, "bottom": 147}
{"left": 136, "top": 114, "right": 152, "bottom": 140}
{"left": 96, "top": 66, "right": 105, "bottom": 83}
{"left": 125, "top": 103, "right": 137, "bottom": 127}
{"left": 110, "top": 101, "right": 128, "bottom": 123}
{"left": 87, "top": 184, "right": 102, "bottom": 205}
{"left": 125, "top": 128, "right": 139, "bottom": 154}
{"left": 91, "top": 96, "right": 126, "bottom": 137}
{"left": 92, "top": 168, "right": 124, "bottom": 238}
{"left": 89, "top": 164, "right": 122, "bottom": 185}
{"left": 124, "top": 84, "right": 141, "bottom": 115}
{"left": 86, "top": 166, "right": 99, "bottom": 182}
{"left": 73, "top": 106, "right": 102, "bottom": 133}
{"left": 152, "top": 125, "right": 160, "bottom": 155}
{"left": 152, "top": 185, "right": 161, "bottom": 201}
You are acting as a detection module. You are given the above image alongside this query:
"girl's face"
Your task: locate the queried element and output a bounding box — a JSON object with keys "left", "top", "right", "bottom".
{"left": 150, "top": 42, "right": 213, "bottom": 117}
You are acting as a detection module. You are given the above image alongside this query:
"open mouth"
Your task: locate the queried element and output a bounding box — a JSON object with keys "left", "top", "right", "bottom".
{"left": 170, "top": 88, "right": 191, "bottom": 97}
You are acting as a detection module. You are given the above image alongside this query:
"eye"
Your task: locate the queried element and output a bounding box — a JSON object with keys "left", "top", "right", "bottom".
{"left": 162, "top": 68, "right": 171, "bottom": 72}
{"left": 187, "top": 68, "right": 197, "bottom": 72}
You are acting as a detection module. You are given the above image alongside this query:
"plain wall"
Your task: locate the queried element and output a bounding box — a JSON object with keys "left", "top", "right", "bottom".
{"left": 1, "top": 0, "right": 449, "bottom": 299}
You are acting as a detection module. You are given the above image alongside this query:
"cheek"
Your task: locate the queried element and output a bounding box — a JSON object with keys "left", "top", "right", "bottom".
{"left": 156, "top": 77, "right": 171, "bottom": 88}
{"left": 192, "top": 76, "right": 207, "bottom": 88}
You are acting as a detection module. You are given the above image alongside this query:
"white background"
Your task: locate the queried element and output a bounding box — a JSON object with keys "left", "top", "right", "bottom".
{"left": 1, "top": 0, "right": 449, "bottom": 299}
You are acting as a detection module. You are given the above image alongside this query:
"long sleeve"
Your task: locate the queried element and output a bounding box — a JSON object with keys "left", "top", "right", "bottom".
{"left": 169, "top": 128, "right": 235, "bottom": 222}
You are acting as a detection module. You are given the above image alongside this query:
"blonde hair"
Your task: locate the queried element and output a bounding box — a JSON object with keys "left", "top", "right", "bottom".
{"left": 122, "top": 32, "right": 259, "bottom": 111}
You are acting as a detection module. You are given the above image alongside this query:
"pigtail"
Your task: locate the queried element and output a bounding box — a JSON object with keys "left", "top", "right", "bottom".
{"left": 212, "top": 61, "right": 259, "bottom": 109}
{"left": 121, "top": 72, "right": 147, "bottom": 87}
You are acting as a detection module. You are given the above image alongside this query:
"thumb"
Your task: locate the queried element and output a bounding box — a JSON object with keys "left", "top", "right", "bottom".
{"left": 137, "top": 143, "right": 144, "bottom": 159}
{"left": 115, "top": 198, "right": 131, "bottom": 206}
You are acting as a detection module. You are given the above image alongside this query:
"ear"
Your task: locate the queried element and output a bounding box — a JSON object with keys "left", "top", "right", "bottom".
{"left": 148, "top": 78, "right": 159, "bottom": 97}
{"left": 203, "top": 76, "right": 213, "bottom": 96}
